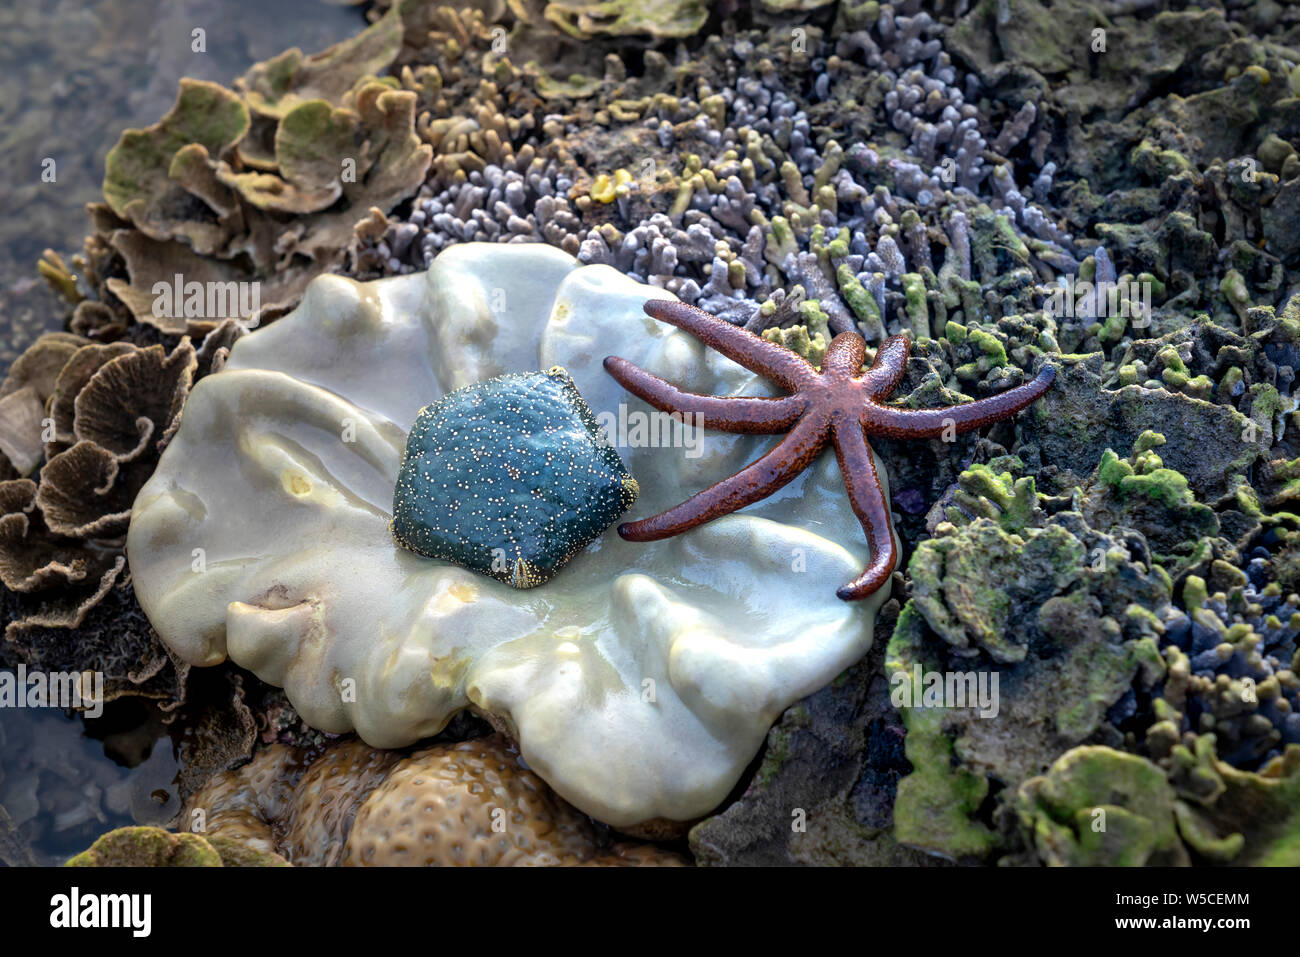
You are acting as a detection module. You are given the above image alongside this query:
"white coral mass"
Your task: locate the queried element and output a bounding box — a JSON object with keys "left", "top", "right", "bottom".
{"left": 127, "top": 243, "right": 894, "bottom": 826}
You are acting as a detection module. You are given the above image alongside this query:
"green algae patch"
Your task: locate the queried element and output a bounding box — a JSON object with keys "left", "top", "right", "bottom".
{"left": 1017, "top": 747, "right": 1188, "bottom": 867}
{"left": 886, "top": 603, "right": 999, "bottom": 860}
{"left": 66, "top": 825, "right": 291, "bottom": 867}
{"left": 884, "top": 459, "right": 1177, "bottom": 862}
{"left": 1017, "top": 740, "right": 1300, "bottom": 866}
{"left": 1078, "top": 432, "right": 1220, "bottom": 566}
{"left": 67, "top": 826, "right": 224, "bottom": 867}
{"left": 762, "top": 324, "right": 828, "bottom": 368}
{"left": 909, "top": 520, "right": 1085, "bottom": 664}
{"left": 1022, "top": 360, "right": 1262, "bottom": 502}
{"left": 894, "top": 705, "right": 998, "bottom": 859}
{"left": 943, "top": 463, "right": 1042, "bottom": 534}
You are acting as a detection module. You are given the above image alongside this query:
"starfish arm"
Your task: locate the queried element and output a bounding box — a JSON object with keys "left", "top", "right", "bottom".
{"left": 862, "top": 364, "right": 1056, "bottom": 439}
{"left": 603, "top": 356, "right": 807, "bottom": 433}
{"left": 830, "top": 421, "right": 898, "bottom": 601}
{"left": 618, "top": 413, "right": 830, "bottom": 541}
{"left": 823, "top": 332, "right": 867, "bottom": 378}
{"left": 863, "top": 335, "right": 911, "bottom": 397}
{"left": 643, "top": 299, "right": 819, "bottom": 391}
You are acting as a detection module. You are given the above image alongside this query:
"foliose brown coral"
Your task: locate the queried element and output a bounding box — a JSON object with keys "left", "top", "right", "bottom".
{"left": 68, "top": 4, "right": 432, "bottom": 338}
{"left": 0, "top": 322, "right": 238, "bottom": 705}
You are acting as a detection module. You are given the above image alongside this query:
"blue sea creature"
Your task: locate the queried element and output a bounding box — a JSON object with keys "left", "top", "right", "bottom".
{"left": 391, "top": 367, "right": 638, "bottom": 587}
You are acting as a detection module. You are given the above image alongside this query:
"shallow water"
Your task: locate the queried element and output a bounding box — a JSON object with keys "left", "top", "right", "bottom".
{"left": 0, "top": 0, "right": 368, "bottom": 374}
{"left": 0, "top": 0, "right": 367, "bottom": 865}
{"left": 0, "top": 703, "right": 181, "bottom": 866}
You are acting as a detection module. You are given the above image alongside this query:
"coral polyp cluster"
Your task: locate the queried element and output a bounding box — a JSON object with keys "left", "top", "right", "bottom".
{"left": 181, "top": 735, "right": 684, "bottom": 867}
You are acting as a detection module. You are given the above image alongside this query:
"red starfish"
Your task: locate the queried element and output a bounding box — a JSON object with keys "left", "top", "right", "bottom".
{"left": 604, "top": 300, "right": 1056, "bottom": 601}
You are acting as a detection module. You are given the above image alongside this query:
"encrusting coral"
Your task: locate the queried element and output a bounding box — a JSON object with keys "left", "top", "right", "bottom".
{"left": 126, "top": 242, "right": 895, "bottom": 829}
{"left": 173, "top": 734, "right": 683, "bottom": 866}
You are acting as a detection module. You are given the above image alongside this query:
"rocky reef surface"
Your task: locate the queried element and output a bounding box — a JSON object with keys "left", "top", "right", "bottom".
{"left": 3, "top": 0, "right": 1300, "bottom": 866}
